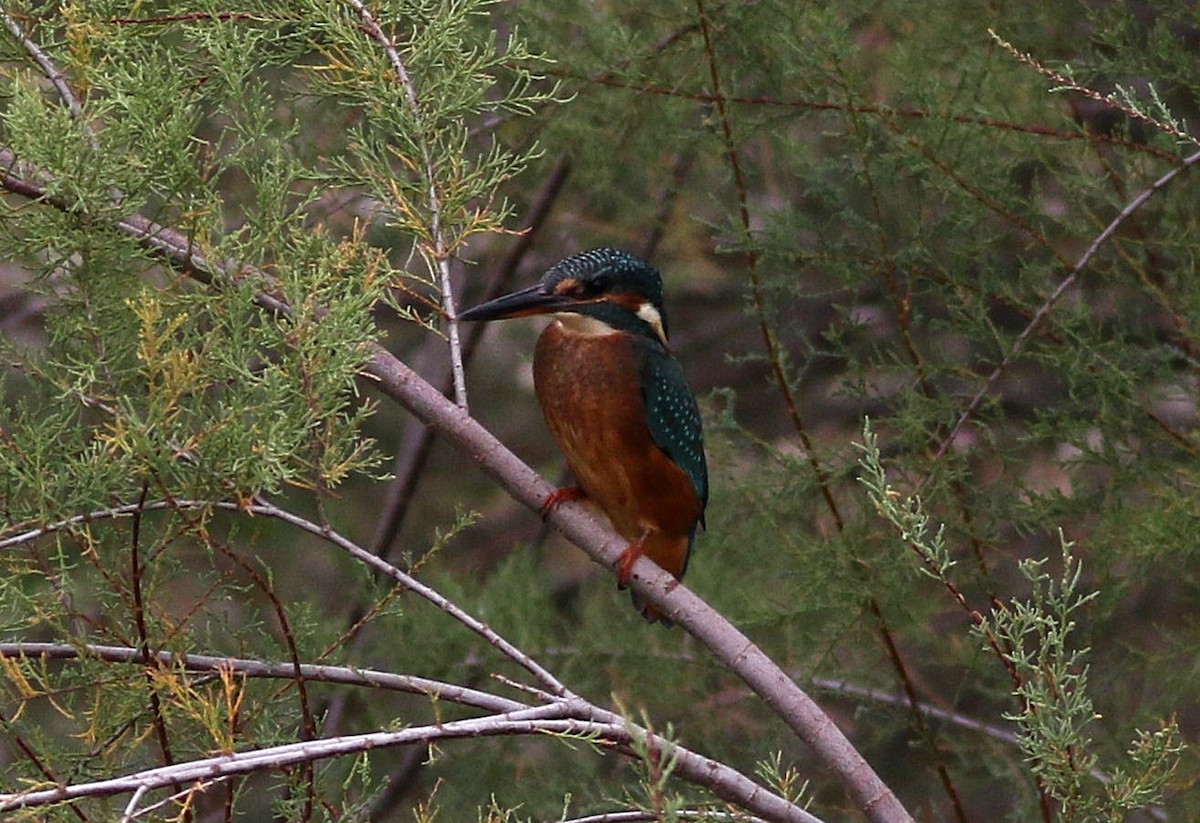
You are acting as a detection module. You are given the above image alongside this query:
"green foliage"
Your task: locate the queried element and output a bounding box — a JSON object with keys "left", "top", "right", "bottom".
{"left": 0, "top": 0, "right": 550, "bottom": 818}
{"left": 2, "top": 0, "right": 1200, "bottom": 821}
{"left": 858, "top": 419, "right": 955, "bottom": 579}
{"left": 974, "top": 537, "right": 1183, "bottom": 821}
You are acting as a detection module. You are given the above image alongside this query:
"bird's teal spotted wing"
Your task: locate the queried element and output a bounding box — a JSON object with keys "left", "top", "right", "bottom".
{"left": 636, "top": 338, "right": 708, "bottom": 525}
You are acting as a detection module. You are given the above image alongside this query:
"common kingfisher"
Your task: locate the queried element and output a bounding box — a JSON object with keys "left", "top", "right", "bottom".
{"left": 459, "top": 248, "right": 708, "bottom": 623}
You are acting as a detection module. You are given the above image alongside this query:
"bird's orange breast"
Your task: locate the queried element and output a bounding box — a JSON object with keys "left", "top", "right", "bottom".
{"left": 533, "top": 321, "right": 701, "bottom": 579}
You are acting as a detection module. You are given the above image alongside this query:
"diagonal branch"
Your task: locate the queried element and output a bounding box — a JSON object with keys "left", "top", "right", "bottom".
{"left": 2, "top": 11, "right": 84, "bottom": 121}
{"left": 127, "top": 483, "right": 178, "bottom": 775}
{"left": 930, "top": 146, "right": 1200, "bottom": 463}
{"left": 369, "top": 154, "right": 573, "bottom": 558}
{"left": 0, "top": 514, "right": 821, "bottom": 823}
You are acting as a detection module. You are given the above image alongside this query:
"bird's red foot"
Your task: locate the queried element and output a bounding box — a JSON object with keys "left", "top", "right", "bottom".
{"left": 540, "top": 486, "right": 587, "bottom": 519}
{"left": 616, "top": 535, "right": 648, "bottom": 588}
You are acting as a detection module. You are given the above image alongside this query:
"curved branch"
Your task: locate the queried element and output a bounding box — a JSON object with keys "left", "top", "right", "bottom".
{"left": 0, "top": 641, "right": 526, "bottom": 714}
{"left": 0, "top": 503, "right": 815, "bottom": 823}
{"left": 0, "top": 705, "right": 563, "bottom": 812}
{"left": 0, "top": 495, "right": 573, "bottom": 699}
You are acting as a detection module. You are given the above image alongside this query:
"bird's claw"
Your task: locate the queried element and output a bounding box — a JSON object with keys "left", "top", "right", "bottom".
{"left": 615, "top": 535, "right": 648, "bottom": 589}
{"left": 540, "top": 486, "right": 587, "bottom": 519}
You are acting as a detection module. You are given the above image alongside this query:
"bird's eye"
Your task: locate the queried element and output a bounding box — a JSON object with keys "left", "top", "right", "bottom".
{"left": 585, "top": 275, "right": 610, "bottom": 295}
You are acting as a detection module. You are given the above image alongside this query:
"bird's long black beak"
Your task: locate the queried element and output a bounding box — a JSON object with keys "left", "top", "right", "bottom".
{"left": 457, "top": 284, "right": 578, "bottom": 322}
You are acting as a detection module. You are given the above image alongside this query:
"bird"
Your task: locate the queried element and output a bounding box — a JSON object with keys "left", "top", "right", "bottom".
{"left": 458, "top": 248, "right": 708, "bottom": 623}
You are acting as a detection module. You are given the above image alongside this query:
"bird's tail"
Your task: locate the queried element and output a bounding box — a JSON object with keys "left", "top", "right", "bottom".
{"left": 623, "top": 530, "right": 693, "bottom": 626}
{"left": 631, "top": 591, "right": 673, "bottom": 625}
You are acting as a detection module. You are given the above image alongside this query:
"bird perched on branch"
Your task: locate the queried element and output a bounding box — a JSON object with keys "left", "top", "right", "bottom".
{"left": 459, "top": 248, "right": 708, "bottom": 623}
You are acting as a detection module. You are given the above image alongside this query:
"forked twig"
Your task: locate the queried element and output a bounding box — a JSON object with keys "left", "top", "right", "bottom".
{"left": 345, "top": 0, "right": 468, "bottom": 408}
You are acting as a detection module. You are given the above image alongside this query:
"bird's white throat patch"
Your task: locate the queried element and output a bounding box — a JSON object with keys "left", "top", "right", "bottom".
{"left": 552, "top": 302, "right": 668, "bottom": 345}
{"left": 554, "top": 312, "right": 619, "bottom": 337}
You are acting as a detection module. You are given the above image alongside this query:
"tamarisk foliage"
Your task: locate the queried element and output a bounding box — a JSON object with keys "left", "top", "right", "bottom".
{"left": 1, "top": 1, "right": 1198, "bottom": 822}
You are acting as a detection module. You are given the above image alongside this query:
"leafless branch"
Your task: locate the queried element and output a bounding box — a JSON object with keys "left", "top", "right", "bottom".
{"left": 931, "top": 146, "right": 1200, "bottom": 463}
{"left": 119, "top": 786, "right": 147, "bottom": 823}
{"left": 0, "top": 708, "right": 820, "bottom": 820}
{"left": 0, "top": 641, "right": 525, "bottom": 714}
{"left": 369, "top": 154, "right": 572, "bottom": 558}
{"left": 563, "top": 811, "right": 768, "bottom": 823}
{"left": 0, "top": 635, "right": 820, "bottom": 822}
{"left": 2, "top": 11, "right": 84, "bottom": 121}
{"left": 0, "top": 504, "right": 817, "bottom": 823}
{"left": 0, "top": 705, "right": 564, "bottom": 812}
{"left": 344, "top": 0, "right": 468, "bottom": 408}
{"left": 0, "top": 494, "right": 572, "bottom": 698}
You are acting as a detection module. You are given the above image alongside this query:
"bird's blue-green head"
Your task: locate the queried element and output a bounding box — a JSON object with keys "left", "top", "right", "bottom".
{"left": 458, "top": 248, "right": 669, "bottom": 344}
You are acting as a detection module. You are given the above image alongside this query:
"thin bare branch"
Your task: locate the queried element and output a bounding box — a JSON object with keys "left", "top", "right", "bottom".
{"left": 0, "top": 641, "right": 527, "bottom": 714}
{"left": 369, "top": 154, "right": 572, "bottom": 558}
{"left": 0, "top": 705, "right": 566, "bottom": 812}
{"left": 127, "top": 482, "right": 178, "bottom": 775}
{"left": 344, "top": 0, "right": 468, "bottom": 408}
{"left": 0, "top": 681, "right": 821, "bottom": 823}
{"left": 118, "top": 786, "right": 147, "bottom": 823}
{"left": 0, "top": 707, "right": 89, "bottom": 822}
{"left": 248, "top": 497, "right": 577, "bottom": 695}
{"left": 123, "top": 777, "right": 234, "bottom": 821}
{"left": 2, "top": 11, "right": 84, "bottom": 120}
{"left": 0, "top": 492, "right": 573, "bottom": 698}
{"left": 931, "top": 146, "right": 1200, "bottom": 463}
{"left": 564, "top": 811, "right": 768, "bottom": 823}
{"left": 1, "top": 512, "right": 816, "bottom": 822}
